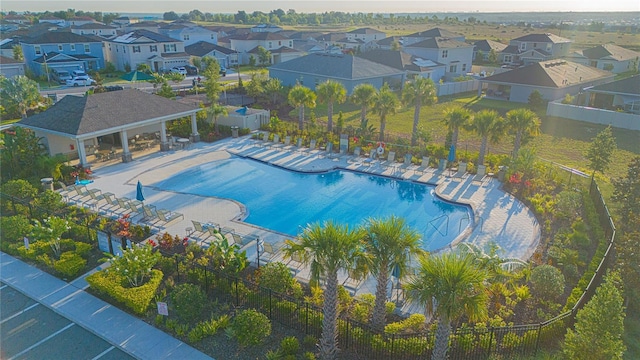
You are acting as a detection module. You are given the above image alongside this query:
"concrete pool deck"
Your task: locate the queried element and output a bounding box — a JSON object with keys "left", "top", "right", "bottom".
{"left": 87, "top": 135, "right": 540, "bottom": 308}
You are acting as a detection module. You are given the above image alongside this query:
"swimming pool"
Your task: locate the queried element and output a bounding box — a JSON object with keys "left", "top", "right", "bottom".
{"left": 156, "top": 157, "right": 472, "bottom": 251}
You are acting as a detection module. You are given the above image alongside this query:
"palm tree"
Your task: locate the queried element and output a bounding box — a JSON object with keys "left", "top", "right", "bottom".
{"left": 209, "top": 103, "right": 228, "bottom": 134}
{"left": 0, "top": 75, "right": 41, "bottom": 118}
{"left": 283, "top": 222, "right": 364, "bottom": 360}
{"left": 372, "top": 84, "right": 399, "bottom": 141}
{"left": 443, "top": 107, "right": 473, "bottom": 150}
{"left": 505, "top": 108, "right": 540, "bottom": 158}
{"left": 469, "top": 109, "right": 504, "bottom": 165}
{"left": 350, "top": 83, "right": 377, "bottom": 127}
{"left": 316, "top": 80, "right": 347, "bottom": 133}
{"left": 363, "top": 216, "right": 423, "bottom": 332}
{"left": 406, "top": 252, "right": 488, "bottom": 360}
{"left": 263, "top": 78, "right": 283, "bottom": 108}
{"left": 402, "top": 77, "right": 438, "bottom": 146}
{"left": 288, "top": 85, "right": 316, "bottom": 131}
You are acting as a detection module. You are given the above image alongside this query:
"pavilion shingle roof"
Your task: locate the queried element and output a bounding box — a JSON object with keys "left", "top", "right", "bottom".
{"left": 18, "top": 89, "right": 200, "bottom": 137}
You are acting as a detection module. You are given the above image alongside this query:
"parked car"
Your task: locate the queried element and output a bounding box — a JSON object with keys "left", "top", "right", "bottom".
{"left": 104, "top": 85, "right": 124, "bottom": 92}
{"left": 51, "top": 69, "right": 72, "bottom": 84}
{"left": 72, "top": 70, "right": 89, "bottom": 78}
{"left": 184, "top": 65, "right": 198, "bottom": 76}
{"left": 170, "top": 67, "right": 187, "bottom": 76}
{"left": 66, "top": 77, "right": 96, "bottom": 87}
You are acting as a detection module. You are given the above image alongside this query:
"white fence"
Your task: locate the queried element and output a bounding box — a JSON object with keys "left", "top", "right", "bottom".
{"left": 436, "top": 79, "right": 479, "bottom": 96}
{"left": 547, "top": 100, "right": 640, "bottom": 131}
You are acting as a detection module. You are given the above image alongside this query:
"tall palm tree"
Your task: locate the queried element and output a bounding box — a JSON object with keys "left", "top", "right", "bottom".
{"left": 316, "top": 80, "right": 347, "bottom": 133}
{"left": 402, "top": 77, "right": 438, "bottom": 146}
{"left": 363, "top": 216, "right": 423, "bottom": 332}
{"left": 372, "top": 84, "right": 399, "bottom": 141}
{"left": 443, "top": 107, "right": 473, "bottom": 150}
{"left": 469, "top": 109, "right": 504, "bottom": 165}
{"left": 350, "top": 83, "right": 377, "bottom": 127}
{"left": 406, "top": 252, "right": 488, "bottom": 360}
{"left": 505, "top": 108, "right": 540, "bottom": 158}
{"left": 288, "top": 85, "right": 316, "bottom": 130}
{"left": 284, "top": 222, "right": 364, "bottom": 360}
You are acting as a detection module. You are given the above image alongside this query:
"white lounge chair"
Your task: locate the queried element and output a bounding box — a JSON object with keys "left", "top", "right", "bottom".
{"left": 454, "top": 162, "right": 468, "bottom": 179}
{"left": 415, "top": 156, "right": 430, "bottom": 174}
{"left": 473, "top": 165, "right": 487, "bottom": 184}
{"left": 156, "top": 209, "right": 184, "bottom": 225}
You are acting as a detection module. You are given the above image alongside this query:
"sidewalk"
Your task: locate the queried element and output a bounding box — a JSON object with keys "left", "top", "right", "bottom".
{"left": 0, "top": 252, "right": 213, "bottom": 360}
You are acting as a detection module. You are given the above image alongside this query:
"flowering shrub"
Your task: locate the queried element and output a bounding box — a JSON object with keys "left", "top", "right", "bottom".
{"left": 155, "top": 232, "right": 188, "bottom": 253}
{"left": 31, "top": 216, "right": 71, "bottom": 258}
{"left": 107, "top": 244, "right": 160, "bottom": 287}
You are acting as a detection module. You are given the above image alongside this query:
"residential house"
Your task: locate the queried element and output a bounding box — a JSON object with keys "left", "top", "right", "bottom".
{"left": 315, "top": 33, "right": 348, "bottom": 49}
{"left": 0, "top": 20, "right": 21, "bottom": 33}
{"left": 566, "top": 44, "right": 640, "bottom": 73}
{"left": 358, "top": 49, "right": 446, "bottom": 81}
{"left": 402, "top": 28, "right": 465, "bottom": 46}
{"left": 229, "top": 32, "right": 294, "bottom": 64}
{"left": 268, "top": 53, "right": 405, "bottom": 94}
{"left": 123, "top": 21, "right": 161, "bottom": 34}
{"left": 105, "top": 30, "right": 189, "bottom": 72}
{"left": 347, "top": 28, "right": 386, "bottom": 44}
{"left": 249, "top": 45, "right": 303, "bottom": 65}
{"left": 403, "top": 37, "right": 474, "bottom": 80}
{"left": 0, "top": 38, "right": 20, "bottom": 58}
{"left": 546, "top": 75, "right": 640, "bottom": 130}
{"left": 111, "top": 16, "right": 138, "bottom": 28}
{"left": 158, "top": 23, "right": 217, "bottom": 47}
{"left": 0, "top": 55, "right": 26, "bottom": 78}
{"left": 203, "top": 25, "right": 243, "bottom": 39}
{"left": 501, "top": 33, "right": 572, "bottom": 66}
{"left": 70, "top": 23, "right": 118, "bottom": 38}
{"left": 3, "top": 15, "right": 31, "bottom": 25}
{"left": 39, "top": 16, "right": 66, "bottom": 27}
{"left": 20, "top": 32, "right": 105, "bottom": 75}
{"left": 65, "top": 16, "right": 98, "bottom": 27}
{"left": 473, "top": 39, "right": 507, "bottom": 61}
{"left": 370, "top": 36, "right": 403, "bottom": 51}
{"left": 251, "top": 24, "right": 283, "bottom": 33}
{"left": 479, "top": 59, "right": 613, "bottom": 103}
{"left": 185, "top": 41, "right": 238, "bottom": 69}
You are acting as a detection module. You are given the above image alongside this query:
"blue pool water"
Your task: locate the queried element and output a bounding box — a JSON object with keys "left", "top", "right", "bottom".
{"left": 156, "top": 157, "right": 472, "bottom": 251}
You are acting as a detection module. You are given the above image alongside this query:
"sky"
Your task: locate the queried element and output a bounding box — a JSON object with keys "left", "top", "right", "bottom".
{"left": 2, "top": 0, "right": 639, "bottom": 14}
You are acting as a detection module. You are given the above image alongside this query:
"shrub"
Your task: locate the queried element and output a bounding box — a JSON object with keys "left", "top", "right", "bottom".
{"left": 530, "top": 264, "right": 565, "bottom": 302}
{"left": 107, "top": 244, "right": 160, "bottom": 287}
{"left": 170, "top": 283, "right": 206, "bottom": 323}
{"left": 187, "top": 315, "right": 230, "bottom": 343}
{"left": 302, "top": 352, "right": 316, "bottom": 360}
{"left": 87, "top": 269, "right": 163, "bottom": 314}
{"left": 53, "top": 251, "right": 87, "bottom": 278}
{"left": 280, "top": 336, "right": 300, "bottom": 355}
{"left": 257, "top": 262, "right": 297, "bottom": 294}
{"left": 303, "top": 335, "right": 317, "bottom": 349}
{"left": 230, "top": 309, "right": 271, "bottom": 346}
{"left": 384, "top": 313, "right": 426, "bottom": 334}
{"left": 0, "top": 215, "right": 32, "bottom": 246}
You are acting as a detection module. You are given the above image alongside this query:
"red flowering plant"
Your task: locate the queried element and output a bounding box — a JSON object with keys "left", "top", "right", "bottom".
{"left": 155, "top": 232, "right": 187, "bottom": 254}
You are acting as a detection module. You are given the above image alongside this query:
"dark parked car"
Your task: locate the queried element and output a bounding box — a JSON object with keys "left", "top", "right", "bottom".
{"left": 184, "top": 65, "right": 198, "bottom": 76}
{"left": 105, "top": 85, "right": 124, "bottom": 92}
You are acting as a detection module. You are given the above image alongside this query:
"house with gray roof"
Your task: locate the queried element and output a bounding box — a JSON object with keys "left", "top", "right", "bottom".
{"left": 185, "top": 41, "right": 238, "bottom": 69}
{"left": 0, "top": 55, "right": 26, "bottom": 78}
{"left": 123, "top": 21, "right": 161, "bottom": 33}
{"left": 229, "top": 32, "right": 294, "bottom": 64}
{"left": 39, "top": 16, "right": 66, "bottom": 27}
{"left": 402, "top": 28, "right": 465, "bottom": 46}
{"left": 566, "top": 44, "right": 640, "bottom": 74}
{"left": 479, "top": 59, "right": 614, "bottom": 103}
{"left": 547, "top": 75, "right": 640, "bottom": 130}
{"left": 473, "top": 40, "right": 507, "bottom": 62}
{"left": 370, "top": 36, "right": 403, "bottom": 51}
{"left": 268, "top": 53, "right": 405, "bottom": 94}
{"left": 346, "top": 28, "right": 386, "bottom": 44}
{"left": 20, "top": 32, "right": 105, "bottom": 75}
{"left": 502, "top": 33, "right": 572, "bottom": 66}
{"left": 358, "top": 49, "right": 445, "bottom": 81}
{"left": 105, "top": 29, "right": 189, "bottom": 72}
{"left": 17, "top": 89, "right": 201, "bottom": 165}
{"left": 70, "top": 23, "right": 118, "bottom": 38}
{"left": 403, "top": 37, "right": 474, "bottom": 80}
{"left": 158, "top": 23, "right": 218, "bottom": 47}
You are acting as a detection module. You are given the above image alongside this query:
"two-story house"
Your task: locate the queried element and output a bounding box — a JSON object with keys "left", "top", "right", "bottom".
{"left": 402, "top": 28, "right": 465, "bottom": 47}
{"left": 3, "top": 15, "right": 31, "bottom": 25}
{"left": 473, "top": 39, "right": 507, "bottom": 62}
{"left": 566, "top": 44, "right": 640, "bottom": 74}
{"left": 501, "top": 33, "right": 572, "bottom": 66}
{"left": 70, "top": 23, "right": 118, "bottom": 39}
{"left": 358, "top": 49, "right": 446, "bottom": 81}
{"left": 346, "top": 28, "right": 386, "bottom": 44}
{"left": 39, "top": 16, "right": 66, "bottom": 27}
{"left": 111, "top": 16, "right": 138, "bottom": 28}
{"left": 403, "top": 37, "right": 474, "bottom": 80}
{"left": 185, "top": 41, "right": 239, "bottom": 69}
{"left": 105, "top": 30, "right": 189, "bottom": 72}
{"left": 65, "top": 16, "right": 98, "bottom": 27}
{"left": 158, "top": 23, "right": 218, "bottom": 47}
{"left": 229, "top": 32, "right": 294, "bottom": 64}
{"left": 20, "top": 32, "right": 105, "bottom": 75}
{"left": 123, "top": 21, "right": 161, "bottom": 34}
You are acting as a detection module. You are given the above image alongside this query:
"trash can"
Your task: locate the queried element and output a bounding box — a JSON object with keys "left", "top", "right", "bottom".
{"left": 498, "top": 166, "right": 507, "bottom": 181}
{"left": 231, "top": 126, "right": 239, "bottom": 138}
{"left": 41, "top": 177, "right": 54, "bottom": 191}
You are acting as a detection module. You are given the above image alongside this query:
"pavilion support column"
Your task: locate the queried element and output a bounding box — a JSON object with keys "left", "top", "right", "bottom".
{"left": 160, "top": 121, "right": 171, "bottom": 151}
{"left": 120, "top": 129, "right": 133, "bottom": 162}
{"left": 478, "top": 82, "right": 483, "bottom": 97}
{"left": 190, "top": 113, "right": 200, "bottom": 143}
{"left": 76, "top": 139, "right": 89, "bottom": 168}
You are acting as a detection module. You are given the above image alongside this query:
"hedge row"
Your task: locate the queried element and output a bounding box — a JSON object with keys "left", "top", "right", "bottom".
{"left": 87, "top": 269, "right": 163, "bottom": 315}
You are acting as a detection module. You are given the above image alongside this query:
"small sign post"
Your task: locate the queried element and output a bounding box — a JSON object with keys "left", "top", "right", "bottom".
{"left": 23, "top": 237, "right": 29, "bottom": 250}
{"left": 157, "top": 301, "right": 168, "bottom": 316}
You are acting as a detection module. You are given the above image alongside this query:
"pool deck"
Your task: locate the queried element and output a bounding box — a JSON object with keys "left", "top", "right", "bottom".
{"left": 87, "top": 135, "right": 540, "bottom": 313}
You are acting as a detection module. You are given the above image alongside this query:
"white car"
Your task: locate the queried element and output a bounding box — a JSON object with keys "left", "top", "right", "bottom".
{"left": 170, "top": 67, "right": 187, "bottom": 76}
{"left": 66, "top": 76, "right": 96, "bottom": 87}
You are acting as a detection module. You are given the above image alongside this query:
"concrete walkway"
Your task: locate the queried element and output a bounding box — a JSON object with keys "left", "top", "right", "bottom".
{"left": 0, "top": 252, "right": 212, "bottom": 360}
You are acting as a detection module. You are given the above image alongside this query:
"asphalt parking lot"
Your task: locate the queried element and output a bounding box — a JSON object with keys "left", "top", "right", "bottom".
{"left": 0, "top": 283, "right": 135, "bottom": 360}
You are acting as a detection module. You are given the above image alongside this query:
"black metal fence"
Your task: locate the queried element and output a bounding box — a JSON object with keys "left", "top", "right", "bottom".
{"left": 0, "top": 170, "right": 617, "bottom": 359}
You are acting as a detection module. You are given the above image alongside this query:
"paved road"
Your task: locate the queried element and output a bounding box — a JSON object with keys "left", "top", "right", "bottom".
{"left": 0, "top": 282, "right": 135, "bottom": 360}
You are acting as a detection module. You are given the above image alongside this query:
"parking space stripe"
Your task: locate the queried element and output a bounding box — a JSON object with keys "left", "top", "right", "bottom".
{"left": 8, "top": 323, "right": 75, "bottom": 360}
{"left": 0, "top": 303, "right": 40, "bottom": 325}
{"left": 91, "top": 345, "right": 115, "bottom": 360}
